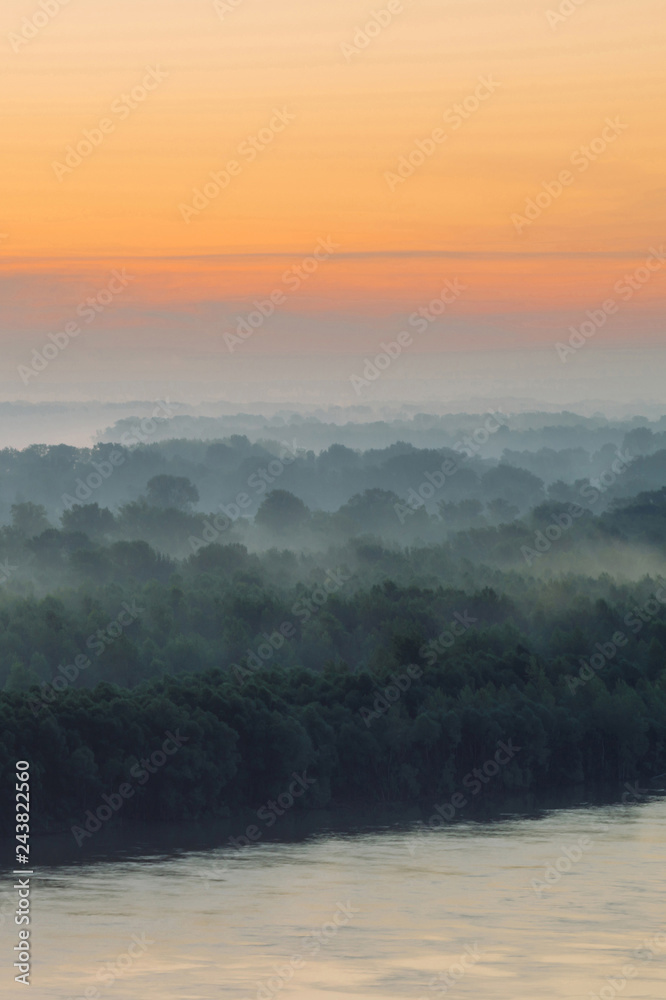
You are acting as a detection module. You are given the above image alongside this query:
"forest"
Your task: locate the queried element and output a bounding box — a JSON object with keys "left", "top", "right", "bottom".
{"left": 1, "top": 411, "right": 666, "bottom": 833}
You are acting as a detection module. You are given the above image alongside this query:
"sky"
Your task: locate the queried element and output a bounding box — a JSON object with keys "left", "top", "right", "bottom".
{"left": 1, "top": 0, "right": 664, "bottom": 407}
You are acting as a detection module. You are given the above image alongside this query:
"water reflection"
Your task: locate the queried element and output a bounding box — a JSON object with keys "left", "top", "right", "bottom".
{"left": 1, "top": 796, "right": 664, "bottom": 999}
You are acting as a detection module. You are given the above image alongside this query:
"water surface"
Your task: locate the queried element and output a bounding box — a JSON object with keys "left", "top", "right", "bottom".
{"left": 3, "top": 799, "right": 665, "bottom": 999}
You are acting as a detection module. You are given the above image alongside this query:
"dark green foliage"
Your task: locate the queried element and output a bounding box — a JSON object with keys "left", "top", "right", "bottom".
{"left": 255, "top": 490, "right": 311, "bottom": 533}
{"left": 2, "top": 426, "right": 666, "bottom": 831}
{"left": 1, "top": 537, "right": 665, "bottom": 830}
{"left": 145, "top": 474, "right": 200, "bottom": 511}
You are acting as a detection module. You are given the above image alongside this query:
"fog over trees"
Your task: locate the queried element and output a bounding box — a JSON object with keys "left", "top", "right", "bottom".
{"left": 2, "top": 410, "right": 666, "bottom": 831}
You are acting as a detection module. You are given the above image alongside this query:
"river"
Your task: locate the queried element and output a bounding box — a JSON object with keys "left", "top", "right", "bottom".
{"left": 3, "top": 796, "right": 665, "bottom": 999}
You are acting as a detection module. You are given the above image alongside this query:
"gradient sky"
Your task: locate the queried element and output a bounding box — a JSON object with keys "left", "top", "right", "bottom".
{"left": 1, "top": 0, "right": 664, "bottom": 403}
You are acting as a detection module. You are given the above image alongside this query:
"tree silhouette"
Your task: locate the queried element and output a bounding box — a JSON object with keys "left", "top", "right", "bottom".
{"left": 255, "top": 490, "right": 310, "bottom": 533}
{"left": 145, "top": 475, "right": 199, "bottom": 511}
{"left": 11, "top": 502, "right": 50, "bottom": 538}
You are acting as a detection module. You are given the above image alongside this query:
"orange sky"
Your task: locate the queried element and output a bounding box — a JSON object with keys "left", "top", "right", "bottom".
{"left": 0, "top": 0, "right": 664, "bottom": 395}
